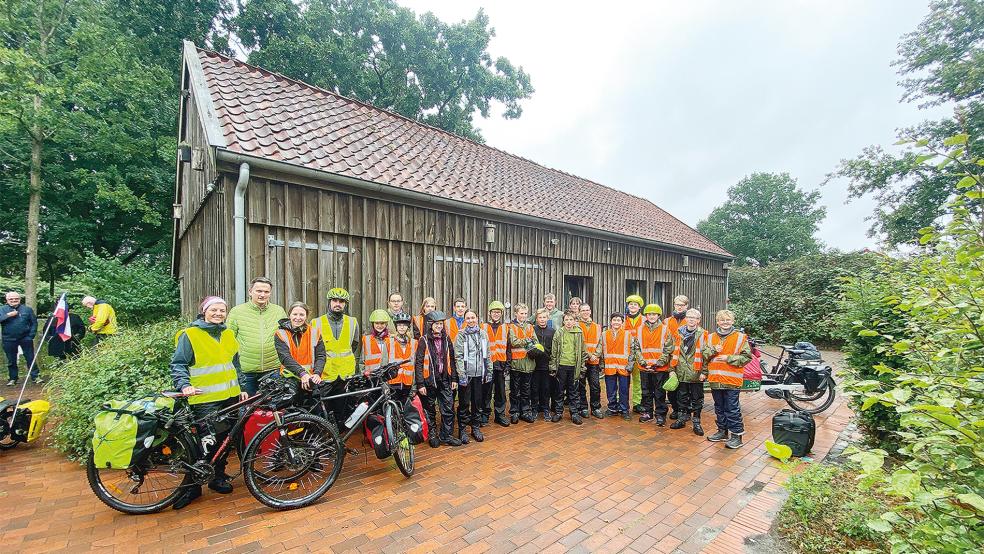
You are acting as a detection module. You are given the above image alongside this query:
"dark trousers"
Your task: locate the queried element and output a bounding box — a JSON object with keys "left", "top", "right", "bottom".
{"left": 668, "top": 389, "right": 680, "bottom": 414}
{"left": 482, "top": 363, "right": 508, "bottom": 420}
{"left": 457, "top": 376, "right": 485, "bottom": 429}
{"left": 509, "top": 370, "right": 532, "bottom": 416}
{"left": 677, "top": 381, "right": 705, "bottom": 417}
{"left": 711, "top": 388, "right": 744, "bottom": 435}
{"left": 640, "top": 371, "right": 670, "bottom": 417}
{"left": 3, "top": 338, "right": 36, "bottom": 381}
{"left": 436, "top": 381, "right": 457, "bottom": 440}
{"left": 605, "top": 374, "right": 629, "bottom": 413}
{"left": 531, "top": 371, "right": 553, "bottom": 413}
{"left": 239, "top": 370, "right": 274, "bottom": 396}
{"left": 190, "top": 397, "right": 238, "bottom": 477}
{"left": 553, "top": 365, "right": 577, "bottom": 417}
{"left": 578, "top": 363, "right": 602, "bottom": 412}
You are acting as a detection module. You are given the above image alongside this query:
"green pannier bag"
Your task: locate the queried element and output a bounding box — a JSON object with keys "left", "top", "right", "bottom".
{"left": 91, "top": 396, "right": 175, "bottom": 469}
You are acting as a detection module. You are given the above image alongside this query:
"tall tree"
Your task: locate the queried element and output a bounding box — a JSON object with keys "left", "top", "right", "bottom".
{"left": 233, "top": 0, "right": 534, "bottom": 142}
{"left": 830, "top": 0, "right": 984, "bottom": 246}
{"left": 697, "top": 173, "right": 826, "bottom": 266}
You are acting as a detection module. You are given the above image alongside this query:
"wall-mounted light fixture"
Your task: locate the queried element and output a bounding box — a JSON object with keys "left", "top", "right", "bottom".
{"left": 682, "top": 255, "right": 689, "bottom": 267}
{"left": 603, "top": 242, "right": 612, "bottom": 252}
{"left": 484, "top": 222, "right": 496, "bottom": 244}
{"left": 177, "top": 143, "right": 192, "bottom": 163}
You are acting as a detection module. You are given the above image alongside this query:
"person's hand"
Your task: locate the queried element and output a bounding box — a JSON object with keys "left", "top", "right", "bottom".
{"left": 310, "top": 374, "right": 322, "bottom": 385}
{"left": 714, "top": 344, "right": 723, "bottom": 353}
{"left": 6, "top": 310, "right": 16, "bottom": 318}
{"left": 418, "top": 387, "right": 427, "bottom": 396}
{"left": 239, "top": 392, "right": 250, "bottom": 401}
{"left": 300, "top": 373, "right": 312, "bottom": 390}
{"left": 181, "top": 385, "right": 201, "bottom": 396}
{"left": 699, "top": 374, "right": 707, "bottom": 382}
{"left": 451, "top": 382, "right": 458, "bottom": 391}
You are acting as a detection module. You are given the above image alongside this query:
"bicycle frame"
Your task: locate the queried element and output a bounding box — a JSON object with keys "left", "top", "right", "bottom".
{"left": 311, "top": 382, "right": 391, "bottom": 443}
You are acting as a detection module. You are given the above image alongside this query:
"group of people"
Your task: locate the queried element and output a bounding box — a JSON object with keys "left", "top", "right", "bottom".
{"left": 0, "top": 292, "right": 117, "bottom": 386}
{"left": 167, "top": 278, "right": 753, "bottom": 509}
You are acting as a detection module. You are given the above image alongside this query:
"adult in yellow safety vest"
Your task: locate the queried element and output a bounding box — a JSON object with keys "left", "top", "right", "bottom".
{"left": 315, "top": 287, "right": 361, "bottom": 422}
{"left": 169, "top": 296, "right": 248, "bottom": 510}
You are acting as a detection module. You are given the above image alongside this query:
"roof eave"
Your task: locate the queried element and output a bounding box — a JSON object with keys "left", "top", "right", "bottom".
{"left": 183, "top": 41, "right": 227, "bottom": 149}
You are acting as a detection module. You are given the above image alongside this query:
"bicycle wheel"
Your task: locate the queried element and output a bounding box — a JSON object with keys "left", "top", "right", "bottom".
{"left": 242, "top": 413, "right": 343, "bottom": 510}
{"left": 785, "top": 376, "right": 836, "bottom": 414}
{"left": 384, "top": 401, "right": 414, "bottom": 478}
{"left": 86, "top": 431, "right": 196, "bottom": 514}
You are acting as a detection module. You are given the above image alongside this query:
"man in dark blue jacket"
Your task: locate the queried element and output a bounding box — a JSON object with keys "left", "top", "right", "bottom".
{"left": 0, "top": 291, "right": 38, "bottom": 385}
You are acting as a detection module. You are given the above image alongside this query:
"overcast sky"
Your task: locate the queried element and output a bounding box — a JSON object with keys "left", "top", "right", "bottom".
{"left": 398, "top": 0, "right": 950, "bottom": 251}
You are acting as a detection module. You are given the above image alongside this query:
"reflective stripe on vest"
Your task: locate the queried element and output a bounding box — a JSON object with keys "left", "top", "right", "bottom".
{"left": 362, "top": 335, "right": 386, "bottom": 373}
{"left": 708, "top": 331, "right": 747, "bottom": 386}
{"left": 603, "top": 329, "right": 632, "bottom": 376}
{"left": 390, "top": 339, "right": 416, "bottom": 387}
{"left": 483, "top": 322, "right": 507, "bottom": 362}
{"left": 178, "top": 327, "right": 241, "bottom": 405}
{"left": 580, "top": 321, "right": 601, "bottom": 355}
{"left": 317, "top": 314, "right": 357, "bottom": 380}
{"left": 276, "top": 326, "right": 320, "bottom": 375}
{"left": 509, "top": 323, "right": 535, "bottom": 360}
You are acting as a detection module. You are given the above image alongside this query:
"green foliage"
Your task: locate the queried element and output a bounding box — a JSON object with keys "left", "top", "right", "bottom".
{"left": 46, "top": 318, "right": 184, "bottom": 461}
{"left": 839, "top": 137, "right": 984, "bottom": 553}
{"left": 831, "top": 0, "right": 984, "bottom": 245}
{"left": 727, "top": 251, "right": 876, "bottom": 345}
{"left": 71, "top": 255, "right": 179, "bottom": 323}
{"left": 777, "top": 464, "right": 886, "bottom": 554}
{"left": 233, "top": 0, "right": 534, "bottom": 142}
{"left": 697, "top": 172, "right": 826, "bottom": 266}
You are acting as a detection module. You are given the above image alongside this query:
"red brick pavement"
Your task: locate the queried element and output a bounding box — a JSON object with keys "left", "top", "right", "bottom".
{"left": 0, "top": 364, "right": 851, "bottom": 553}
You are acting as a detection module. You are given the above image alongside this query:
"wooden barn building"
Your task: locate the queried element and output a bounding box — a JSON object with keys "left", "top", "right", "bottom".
{"left": 171, "top": 42, "right": 733, "bottom": 322}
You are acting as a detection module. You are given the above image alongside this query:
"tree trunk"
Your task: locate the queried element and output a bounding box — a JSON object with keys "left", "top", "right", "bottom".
{"left": 25, "top": 103, "right": 42, "bottom": 309}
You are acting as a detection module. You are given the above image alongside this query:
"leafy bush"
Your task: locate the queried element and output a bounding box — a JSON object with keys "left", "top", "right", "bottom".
{"left": 840, "top": 136, "right": 984, "bottom": 553}
{"left": 46, "top": 318, "right": 184, "bottom": 461}
{"left": 71, "top": 254, "right": 179, "bottom": 323}
{"left": 728, "top": 252, "right": 878, "bottom": 345}
{"left": 777, "top": 463, "right": 886, "bottom": 553}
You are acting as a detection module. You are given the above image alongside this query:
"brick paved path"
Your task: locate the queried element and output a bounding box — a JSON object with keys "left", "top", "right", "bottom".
{"left": 1, "top": 356, "right": 851, "bottom": 553}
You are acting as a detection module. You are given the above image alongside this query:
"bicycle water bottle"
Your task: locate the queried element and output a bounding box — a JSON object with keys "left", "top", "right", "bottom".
{"left": 345, "top": 401, "right": 369, "bottom": 428}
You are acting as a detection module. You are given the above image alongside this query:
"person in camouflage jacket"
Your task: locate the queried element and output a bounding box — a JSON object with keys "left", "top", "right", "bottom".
{"left": 670, "top": 309, "right": 709, "bottom": 436}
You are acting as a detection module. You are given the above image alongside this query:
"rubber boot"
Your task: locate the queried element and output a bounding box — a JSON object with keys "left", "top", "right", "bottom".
{"left": 471, "top": 425, "right": 484, "bottom": 442}
{"left": 692, "top": 411, "right": 704, "bottom": 436}
{"left": 670, "top": 414, "right": 691, "bottom": 430}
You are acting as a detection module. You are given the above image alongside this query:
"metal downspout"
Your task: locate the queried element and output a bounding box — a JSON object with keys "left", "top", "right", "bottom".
{"left": 234, "top": 162, "right": 250, "bottom": 305}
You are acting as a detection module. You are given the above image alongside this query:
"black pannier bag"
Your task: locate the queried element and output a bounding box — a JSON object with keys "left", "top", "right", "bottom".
{"left": 791, "top": 342, "right": 822, "bottom": 361}
{"left": 772, "top": 409, "right": 816, "bottom": 457}
{"left": 788, "top": 362, "right": 833, "bottom": 395}
{"left": 364, "top": 414, "right": 392, "bottom": 459}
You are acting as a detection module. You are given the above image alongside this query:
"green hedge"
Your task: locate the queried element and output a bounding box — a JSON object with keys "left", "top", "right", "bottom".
{"left": 46, "top": 318, "right": 184, "bottom": 461}
{"left": 71, "top": 255, "right": 179, "bottom": 323}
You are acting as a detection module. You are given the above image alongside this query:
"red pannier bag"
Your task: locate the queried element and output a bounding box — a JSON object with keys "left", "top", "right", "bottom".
{"left": 243, "top": 409, "right": 280, "bottom": 455}
{"left": 403, "top": 395, "right": 428, "bottom": 445}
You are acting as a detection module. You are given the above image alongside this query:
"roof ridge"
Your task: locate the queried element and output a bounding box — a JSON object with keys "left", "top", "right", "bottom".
{"left": 196, "top": 47, "right": 686, "bottom": 215}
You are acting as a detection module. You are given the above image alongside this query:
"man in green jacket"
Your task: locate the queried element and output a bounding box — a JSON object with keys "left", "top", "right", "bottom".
{"left": 226, "top": 277, "right": 287, "bottom": 395}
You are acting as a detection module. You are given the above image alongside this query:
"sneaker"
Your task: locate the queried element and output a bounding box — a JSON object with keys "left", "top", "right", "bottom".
{"left": 591, "top": 409, "right": 605, "bottom": 419}
{"left": 494, "top": 416, "right": 510, "bottom": 428}
{"left": 571, "top": 414, "right": 583, "bottom": 425}
{"left": 725, "top": 434, "right": 744, "bottom": 449}
{"left": 605, "top": 408, "right": 618, "bottom": 417}
{"left": 669, "top": 418, "right": 688, "bottom": 430}
{"left": 639, "top": 414, "right": 655, "bottom": 423}
{"left": 655, "top": 416, "right": 666, "bottom": 427}
{"left": 510, "top": 414, "right": 520, "bottom": 424}
{"left": 471, "top": 426, "right": 484, "bottom": 442}
{"left": 707, "top": 429, "right": 729, "bottom": 442}
{"left": 621, "top": 412, "right": 631, "bottom": 421}
{"left": 693, "top": 419, "right": 704, "bottom": 436}
{"left": 550, "top": 412, "right": 562, "bottom": 423}
{"left": 579, "top": 409, "right": 589, "bottom": 418}
{"left": 172, "top": 486, "right": 202, "bottom": 510}
{"left": 428, "top": 435, "right": 440, "bottom": 448}
{"left": 208, "top": 477, "right": 234, "bottom": 494}
{"left": 32, "top": 377, "right": 44, "bottom": 385}
{"left": 520, "top": 412, "right": 535, "bottom": 423}
{"left": 632, "top": 404, "right": 644, "bottom": 414}
{"left": 5, "top": 380, "right": 15, "bottom": 386}
{"left": 458, "top": 432, "right": 470, "bottom": 445}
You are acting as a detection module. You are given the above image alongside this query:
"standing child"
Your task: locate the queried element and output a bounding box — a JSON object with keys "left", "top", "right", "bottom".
{"left": 549, "top": 311, "right": 587, "bottom": 425}
{"left": 507, "top": 304, "right": 539, "bottom": 424}
{"left": 413, "top": 297, "right": 438, "bottom": 339}
{"left": 703, "top": 309, "right": 752, "bottom": 449}
{"left": 578, "top": 304, "right": 604, "bottom": 419}
{"left": 637, "top": 304, "right": 676, "bottom": 426}
{"left": 669, "top": 309, "right": 707, "bottom": 436}
{"left": 361, "top": 310, "right": 393, "bottom": 375}
{"left": 388, "top": 313, "right": 418, "bottom": 404}
{"left": 664, "top": 295, "right": 690, "bottom": 420}
{"left": 454, "top": 310, "right": 492, "bottom": 442}
{"left": 623, "top": 294, "right": 645, "bottom": 413}
{"left": 599, "top": 313, "right": 641, "bottom": 420}
{"left": 482, "top": 301, "right": 510, "bottom": 427}
{"left": 414, "top": 311, "right": 460, "bottom": 447}
{"left": 532, "top": 308, "right": 556, "bottom": 421}
{"left": 446, "top": 298, "right": 468, "bottom": 343}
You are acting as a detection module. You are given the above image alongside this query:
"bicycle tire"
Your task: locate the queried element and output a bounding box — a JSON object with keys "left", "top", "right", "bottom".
{"left": 86, "top": 431, "right": 196, "bottom": 515}
{"left": 384, "top": 401, "right": 414, "bottom": 478}
{"left": 785, "top": 376, "right": 836, "bottom": 414}
{"left": 242, "top": 412, "right": 343, "bottom": 510}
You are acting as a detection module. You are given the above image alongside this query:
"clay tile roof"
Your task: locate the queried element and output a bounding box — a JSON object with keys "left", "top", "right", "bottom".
{"left": 193, "top": 47, "right": 730, "bottom": 257}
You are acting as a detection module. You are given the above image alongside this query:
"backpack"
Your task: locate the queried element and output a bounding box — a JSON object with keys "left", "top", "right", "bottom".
{"left": 91, "top": 396, "right": 174, "bottom": 469}
{"left": 364, "top": 414, "right": 392, "bottom": 459}
{"left": 403, "top": 395, "right": 428, "bottom": 445}
{"left": 771, "top": 409, "right": 816, "bottom": 458}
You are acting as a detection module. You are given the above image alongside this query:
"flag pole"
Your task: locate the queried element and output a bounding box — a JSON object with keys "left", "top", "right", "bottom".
{"left": 11, "top": 293, "right": 61, "bottom": 422}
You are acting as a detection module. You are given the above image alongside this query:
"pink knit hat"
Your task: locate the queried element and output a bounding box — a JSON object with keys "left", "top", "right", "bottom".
{"left": 200, "top": 296, "right": 227, "bottom": 314}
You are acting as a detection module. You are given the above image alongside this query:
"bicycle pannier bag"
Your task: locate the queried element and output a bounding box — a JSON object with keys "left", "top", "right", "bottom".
{"left": 243, "top": 409, "right": 280, "bottom": 455}
{"left": 800, "top": 364, "right": 832, "bottom": 394}
{"left": 771, "top": 409, "right": 816, "bottom": 458}
{"left": 92, "top": 397, "right": 174, "bottom": 469}
{"left": 403, "top": 395, "right": 428, "bottom": 444}
{"left": 364, "top": 414, "right": 392, "bottom": 459}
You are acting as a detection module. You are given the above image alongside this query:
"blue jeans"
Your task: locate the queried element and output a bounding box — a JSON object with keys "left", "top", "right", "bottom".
{"left": 239, "top": 370, "right": 274, "bottom": 396}
{"left": 605, "top": 374, "right": 629, "bottom": 413}
{"left": 3, "top": 339, "right": 37, "bottom": 381}
{"left": 711, "top": 388, "right": 744, "bottom": 435}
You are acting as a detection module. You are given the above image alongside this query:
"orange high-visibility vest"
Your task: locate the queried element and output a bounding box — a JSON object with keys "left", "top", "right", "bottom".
{"left": 666, "top": 315, "right": 683, "bottom": 338}
{"left": 508, "top": 323, "right": 536, "bottom": 360}
{"left": 673, "top": 328, "right": 707, "bottom": 369}
{"left": 447, "top": 317, "right": 464, "bottom": 343}
{"left": 413, "top": 315, "right": 426, "bottom": 337}
{"left": 421, "top": 338, "right": 452, "bottom": 379}
{"left": 603, "top": 328, "right": 632, "bottom": 377}
{"left": 580, "top": 321, "right": 601, "bottom": 357}
{"left": 275, "top": 325, "right": 321, "bottom": 375}
{"left": 623, "top": 313, "right": 643, "bottom": 333}
{"left": 389, "top": 338, "right": 416, "bottom": 387}
{"left": 707, "top": 331, "right": 748, "bottom": 387}
{"left": 637, "top": 322, "right": 677, "bottom": 370}
{"left": 362, "top": 335, "right": 387, "bottom": 374}
{"left": 483, "top": 322, "right": 508, "bottom": 363}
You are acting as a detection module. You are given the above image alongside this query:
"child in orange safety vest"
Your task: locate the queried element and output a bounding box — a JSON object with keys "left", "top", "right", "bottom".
{"left": 636, "top": 304, "right": 676, "bottom": 425}
{"left": 703, "top": 309, "right": 752, "bottom": 450}
{"left": 598, "top": 312, "right": 641, "bottom": 420}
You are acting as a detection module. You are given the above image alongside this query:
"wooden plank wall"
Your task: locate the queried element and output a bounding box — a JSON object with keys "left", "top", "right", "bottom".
{"left": 180, "top": 176, "right": 730, "bottom": 323}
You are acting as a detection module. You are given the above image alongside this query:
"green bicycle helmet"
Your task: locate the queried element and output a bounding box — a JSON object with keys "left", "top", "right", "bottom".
{"left": 326, "top": 287, "right": 351, "bottom": 302}
{"left": 368, "top": 309, "right": 391, "bottom": 324}
{"left": 488, "top": 300, "right": 506, "bottom": 312}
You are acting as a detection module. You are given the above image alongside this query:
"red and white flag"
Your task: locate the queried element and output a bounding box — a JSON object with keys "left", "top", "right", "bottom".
{"left": 53, "top": 292, "right": 72, "bottom": 341}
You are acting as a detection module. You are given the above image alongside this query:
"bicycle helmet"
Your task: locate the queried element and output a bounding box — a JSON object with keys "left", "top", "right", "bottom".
{"left": 368, "top": 309, "right": 391, "bottom": 324}
{"left": 625, "top": 294, "right": 644, "bottom": 306}
{"left": 488, "top": 300, "right": 505, "bottom": 312}
{"left": 425, "top": 310, "right": 447, "bottom": 323}
{"left": 643, "top": 303, "right": 662, "bottom": 315}
{"left": 392, "top": 312, "right": 412, "bottom": 325}
{"left": 326, "top": 287, "right": 351, "bottom": 302}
